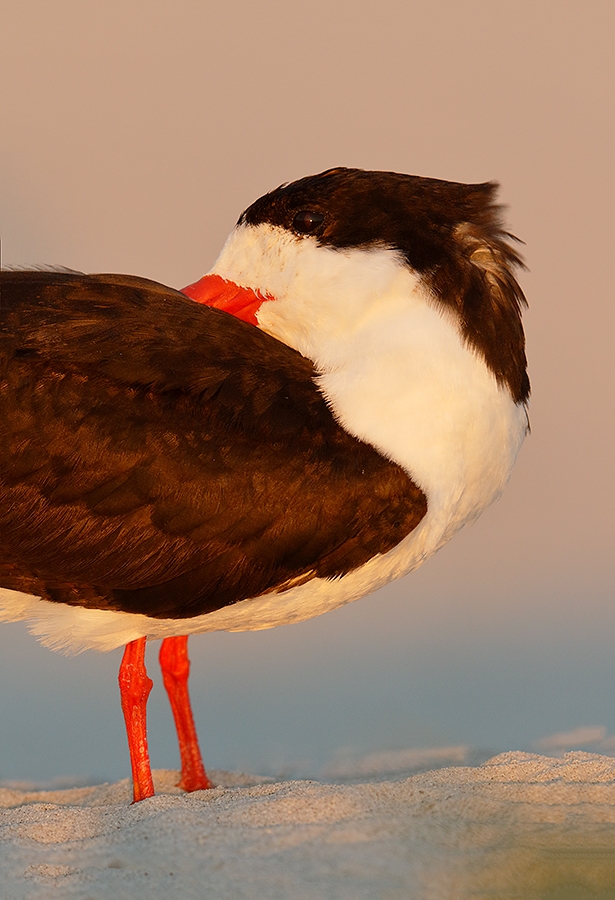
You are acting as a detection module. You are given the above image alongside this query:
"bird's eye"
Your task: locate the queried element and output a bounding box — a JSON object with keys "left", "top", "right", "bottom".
{"left": 292, "top": 210, "right": 325, "bottom": 234}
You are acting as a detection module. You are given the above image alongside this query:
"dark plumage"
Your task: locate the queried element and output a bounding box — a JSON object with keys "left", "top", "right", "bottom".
{"left": 0, "top": 270, "right": 426, "bottom": 619}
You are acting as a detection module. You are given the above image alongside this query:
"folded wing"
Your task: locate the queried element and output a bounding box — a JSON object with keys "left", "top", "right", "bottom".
{"left": 0, "top": 271, "right": 426, "bottom": 619}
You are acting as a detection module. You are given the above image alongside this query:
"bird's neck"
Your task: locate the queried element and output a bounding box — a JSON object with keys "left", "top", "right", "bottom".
{"left": 210, "top": 223, "right": 528, "bottom": 530}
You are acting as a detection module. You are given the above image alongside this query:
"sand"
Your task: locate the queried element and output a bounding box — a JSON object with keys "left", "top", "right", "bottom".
{"left": 2, "top": 752, "right": 615, "bottom": 899}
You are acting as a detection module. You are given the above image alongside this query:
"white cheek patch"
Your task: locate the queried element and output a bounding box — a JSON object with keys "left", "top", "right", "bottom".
{"left": 211, "top": 223, "right": 413, "bottom": 363}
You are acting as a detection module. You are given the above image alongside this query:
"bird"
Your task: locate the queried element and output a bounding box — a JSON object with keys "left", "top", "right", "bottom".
{"left": 0, "top": 167, "right": 529, "bottom": 802}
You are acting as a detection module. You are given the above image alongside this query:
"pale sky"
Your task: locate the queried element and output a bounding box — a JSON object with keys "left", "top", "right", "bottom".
{"left": 0, "top": 0, "right": 614, "bottom": 782}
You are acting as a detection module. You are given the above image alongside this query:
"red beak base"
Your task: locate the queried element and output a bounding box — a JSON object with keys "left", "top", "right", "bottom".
{"left": 181, "top": 274, "right": 271, "bottom": 326}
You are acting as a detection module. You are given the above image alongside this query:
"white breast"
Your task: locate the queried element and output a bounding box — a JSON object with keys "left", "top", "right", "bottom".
{"left": 190, "top": 223, "right": 529, "bottom": 630}
{"left": 214, "top": 222, "right": 528, "bottom": 531}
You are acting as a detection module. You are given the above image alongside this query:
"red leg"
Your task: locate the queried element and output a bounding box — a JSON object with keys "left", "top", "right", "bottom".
{"left": 159, "top": 635, "right": 212, "bottom": 791}
{"left": 118, "top": 637, "right": 155, "bottom": 803}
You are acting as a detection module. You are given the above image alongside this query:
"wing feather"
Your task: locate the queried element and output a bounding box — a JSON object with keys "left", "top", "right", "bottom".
{"left": 0, "top": 271, "right": 426, "bottom": 619}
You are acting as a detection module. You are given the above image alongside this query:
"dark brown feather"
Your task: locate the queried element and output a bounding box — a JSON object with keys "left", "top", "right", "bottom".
{"left": 0, "top": 270, "right": 426, "bottom": 619}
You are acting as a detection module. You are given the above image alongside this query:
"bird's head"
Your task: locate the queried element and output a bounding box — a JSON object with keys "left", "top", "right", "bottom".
{"left": 183, "top": 168, "right": 529, "bottom": 404}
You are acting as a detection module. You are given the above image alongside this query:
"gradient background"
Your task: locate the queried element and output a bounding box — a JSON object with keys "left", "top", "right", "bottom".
{"left": 0, "top": 0, "right": 613, "bottom": 784}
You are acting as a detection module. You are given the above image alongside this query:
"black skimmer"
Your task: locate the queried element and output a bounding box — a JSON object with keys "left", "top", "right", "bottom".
{"left": 0, "top": 168, "right": 529, "bottom": 802}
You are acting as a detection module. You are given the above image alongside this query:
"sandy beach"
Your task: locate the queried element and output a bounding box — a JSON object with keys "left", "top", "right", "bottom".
{"left": 1, "top": 751, "right": 614, "bottom": 899}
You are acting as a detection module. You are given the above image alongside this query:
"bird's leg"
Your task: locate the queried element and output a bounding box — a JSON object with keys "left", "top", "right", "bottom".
{"left": 159, "top": 635, "right": 212, "bottom": 791}
{"left": 118, "top": 637, "right": 155, "bottom": 803}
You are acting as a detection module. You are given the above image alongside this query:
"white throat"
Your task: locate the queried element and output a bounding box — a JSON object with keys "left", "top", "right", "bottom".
{"left": 211, "top": 222, "right": 528, "bottom": 537}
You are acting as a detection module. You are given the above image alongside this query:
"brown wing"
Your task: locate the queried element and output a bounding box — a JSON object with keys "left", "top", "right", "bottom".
{"left": 0, "top": 270, "right": 426, "bottom": 619}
